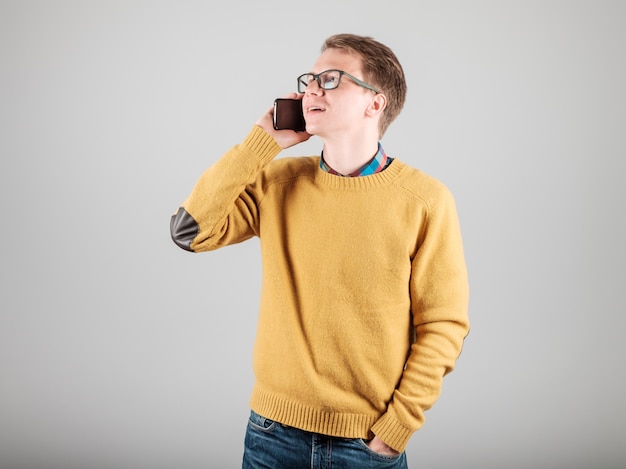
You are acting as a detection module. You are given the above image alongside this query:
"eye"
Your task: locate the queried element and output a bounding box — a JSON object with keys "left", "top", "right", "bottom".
{"left": 321, "top": 72, "right": 339, "bottom": 89}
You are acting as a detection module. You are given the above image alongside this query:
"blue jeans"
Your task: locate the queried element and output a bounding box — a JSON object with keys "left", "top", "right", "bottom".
{"left": 242, "top": 410, "right": 408, "bottom": 469}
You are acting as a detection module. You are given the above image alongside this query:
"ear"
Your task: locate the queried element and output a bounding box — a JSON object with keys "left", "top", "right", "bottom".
{"left": 365, "top": 93, "right": 387, "bottom": 117}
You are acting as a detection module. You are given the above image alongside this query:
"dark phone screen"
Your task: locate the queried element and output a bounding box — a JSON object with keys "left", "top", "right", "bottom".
{"left": 273, "top": 98, "right": 306, "bottom": 132}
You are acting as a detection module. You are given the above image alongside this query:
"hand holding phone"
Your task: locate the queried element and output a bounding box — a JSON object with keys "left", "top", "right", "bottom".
{"left": 273, "top": 98, "right": 306, "bottom": 132}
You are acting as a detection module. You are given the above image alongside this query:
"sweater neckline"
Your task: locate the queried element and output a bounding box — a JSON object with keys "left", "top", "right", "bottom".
{"left": 314, "top": 157, "right": 405, "bottom": 190}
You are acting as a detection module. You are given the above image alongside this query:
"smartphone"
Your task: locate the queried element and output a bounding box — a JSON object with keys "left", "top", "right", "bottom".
{"left": 273, "top": 98, "right": 306, "bottom": 132}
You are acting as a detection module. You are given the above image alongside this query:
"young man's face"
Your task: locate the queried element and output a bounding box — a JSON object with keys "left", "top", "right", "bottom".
{"left": 301, "top": 48, "right": 377, "bottom": 138}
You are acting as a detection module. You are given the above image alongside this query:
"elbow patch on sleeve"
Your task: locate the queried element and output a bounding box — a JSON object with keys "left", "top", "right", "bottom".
{"left": 170, "top": 207, "right": 198, "bottom": 252}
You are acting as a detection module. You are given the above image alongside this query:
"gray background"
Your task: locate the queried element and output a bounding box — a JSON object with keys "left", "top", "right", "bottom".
{"left": 1, "top": 1, "right": 624, "bottom": 468}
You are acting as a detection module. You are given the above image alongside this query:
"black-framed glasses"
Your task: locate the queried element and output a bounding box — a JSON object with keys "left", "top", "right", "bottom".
{"left": 297, "top": 69, "right": 380, "bottom": 94}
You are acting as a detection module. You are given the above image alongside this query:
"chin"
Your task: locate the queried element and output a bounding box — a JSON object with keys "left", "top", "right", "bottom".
{"left": 304, "top": 124, "right": 319, "bottom": 136}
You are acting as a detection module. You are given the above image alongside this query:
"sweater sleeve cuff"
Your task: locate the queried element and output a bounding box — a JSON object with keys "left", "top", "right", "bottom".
{"left": 241, "top": 125, "right": 282, "bottom": 164}
{"left": 370, "top": 411, "right": 414, "bottom": 453}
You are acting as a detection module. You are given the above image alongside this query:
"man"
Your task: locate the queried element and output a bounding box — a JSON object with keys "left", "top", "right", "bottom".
{"left": 171, "top": 33, "right": 470, "bottom": 468}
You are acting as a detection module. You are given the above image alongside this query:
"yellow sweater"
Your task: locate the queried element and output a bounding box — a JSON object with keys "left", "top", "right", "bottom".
{"left": 172, "top": 125, "right": 470, "bottom": 452}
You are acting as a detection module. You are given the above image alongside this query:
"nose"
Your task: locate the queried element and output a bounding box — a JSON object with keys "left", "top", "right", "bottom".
{"left": 305, "top": 78, "right": 324, "bottom": 96}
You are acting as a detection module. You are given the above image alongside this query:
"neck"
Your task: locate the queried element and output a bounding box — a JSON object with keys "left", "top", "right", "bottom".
{"left": 321, "top": 135, "right": 380, "bottom": 175}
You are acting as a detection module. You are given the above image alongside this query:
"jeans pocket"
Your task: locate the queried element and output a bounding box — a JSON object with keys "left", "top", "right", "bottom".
{"left": 247, "top": 410, "right": 278, "bottom": 433}
{"left": 355, "top": 438, "right": 403, "bottom": 461}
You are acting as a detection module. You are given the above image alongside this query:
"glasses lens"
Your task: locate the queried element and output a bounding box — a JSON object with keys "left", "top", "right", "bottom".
{"left": 320, "top": 70, "right": 341, "bottom": 90}
{"left": 298, "top": 74, "right": 314, "bottom": 93}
